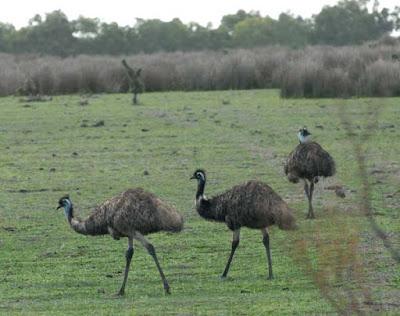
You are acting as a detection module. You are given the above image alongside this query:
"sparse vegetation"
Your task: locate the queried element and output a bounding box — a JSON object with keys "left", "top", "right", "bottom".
{"left": 0, "top": 90, "right": 398, "bottom": 314}
{"left": 1, "top": 1, "right": 399, "bottom": 314}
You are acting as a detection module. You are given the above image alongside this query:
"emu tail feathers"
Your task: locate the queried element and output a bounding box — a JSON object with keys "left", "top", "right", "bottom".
{"left": 164, "top": 211, "right": 184, "bottom": 233}
{"left": 287, "top": 172, "right": 300, "bottom": 183}
{"left": 159, "top": 204, "right": 184, "bottom": 233}
{"left": 275, "top": 203, "right": 297, "bottom": 230}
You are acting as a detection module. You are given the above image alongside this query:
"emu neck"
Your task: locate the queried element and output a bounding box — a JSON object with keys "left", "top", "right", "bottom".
{"left": 196, "top": 178, "right": 206, "bottom": 200}
{"left": 63, "top": 202, "right": 74, "bottom": 224}
{"left": 298, "top": 133, "right": 311, "bottom": 144}
{"left": 195, "top": 177, "right": 210, "bottom": 217}
{"left": 63, "top": 203, "right": 94, "bottom": 236}
{"left": 195, "top": 180, "right": 225, "bottom": 222}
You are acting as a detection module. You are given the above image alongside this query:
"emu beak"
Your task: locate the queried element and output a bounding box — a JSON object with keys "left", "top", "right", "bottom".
{"left": 190, "top": 175, "right": 196, "bottom": 180}
{"left": 56, "top": 205, "right": 62, "bottom": 210}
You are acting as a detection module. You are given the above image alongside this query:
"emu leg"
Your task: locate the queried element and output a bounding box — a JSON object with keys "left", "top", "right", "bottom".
{"left": 117, "top": 237, "right": 134, "bottom": 296}
{"left": 221, "top": 229, "right": 240, "bottom": 278}
{"left": 261, "top": 228, "right": 273, "bottom": 280}
{"left": 304, "top": 180, "right": 311, "bottom": 219}
{"left": 303, "top": 180, "right": 309, "bottom": 199}
{"left": 133, "top": 93, "right": 138, "bottom": 105}
{"left": 135, "top": 232, "right": 170, "bottom": 294}
{"left": 307, "top": 181, "right": 315, "bottom": 219}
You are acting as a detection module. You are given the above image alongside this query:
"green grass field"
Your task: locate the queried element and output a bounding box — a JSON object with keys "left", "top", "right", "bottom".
{"left": 0, "top": 90, "right": 399, "bottom": 315}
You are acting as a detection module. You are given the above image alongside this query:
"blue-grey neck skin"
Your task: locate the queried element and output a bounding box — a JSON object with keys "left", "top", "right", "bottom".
{"left": 63, "top": 199, "right": 73, "bottom": 223}
{"left": 298, "top": 131, "right": 311, "bottom": 144}
{"left": 196, "top": 177, "right": 206, "bottom": 200}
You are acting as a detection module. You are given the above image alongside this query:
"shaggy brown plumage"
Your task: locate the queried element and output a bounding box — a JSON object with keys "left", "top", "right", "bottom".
{"left": 284, "top": 137, "right": 336, "bottom": 219}
{"left": 284, "top": 142, "right": 335, "bottom": 183}
{"left": 57, "top": 189, "right": 183, "bottom": 296}
{"left": 191, "top": 169, "right": 296, "bottom": 280}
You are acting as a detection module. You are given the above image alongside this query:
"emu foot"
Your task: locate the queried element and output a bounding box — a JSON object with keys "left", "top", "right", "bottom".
{"left": 267, "top": 275, "right": 274, "bottom": 280}
{"left": 306, "top": 212, "right": 315, "bottom": 219}
{"left": 111, "top": 291, "right": 125, "bottom": 298}
{"left": 164, "top": 283, "right": 171, "bottom": 295}
{"left": 220, "top": 275, "right": 233, "bottom": 281}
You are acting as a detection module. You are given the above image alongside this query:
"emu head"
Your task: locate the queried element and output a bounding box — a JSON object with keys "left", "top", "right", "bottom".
{"left": 190, "top": 169, "right": 206, "bottom": 182}
{"left": 57, "top": 195, "right": 72, "bottom": 210}
{"left": 297, "top": 127, "right": 311, "bottom": 144}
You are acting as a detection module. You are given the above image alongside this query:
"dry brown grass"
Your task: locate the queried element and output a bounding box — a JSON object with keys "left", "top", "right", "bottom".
{"left": 1, "top": 42, "right": 399, "bottom": 97}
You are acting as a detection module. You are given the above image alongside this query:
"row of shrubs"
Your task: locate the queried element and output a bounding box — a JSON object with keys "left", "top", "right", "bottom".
{"left": 0, "top": 42, "right": 399, "bottom": 98}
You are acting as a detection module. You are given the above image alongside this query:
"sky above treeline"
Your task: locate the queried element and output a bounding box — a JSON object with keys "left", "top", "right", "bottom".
{"left": 0, "top": 0, "right": 399, "bottom": 29}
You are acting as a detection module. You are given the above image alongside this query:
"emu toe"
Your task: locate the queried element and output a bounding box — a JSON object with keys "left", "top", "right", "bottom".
{"left": 220, "top": 275, "right": 233, "bottom": 281}
{"left": 306, "top": 207, "right": 315, "bottom": 219}
{"left": 111, "top": 290, "right": 126, "bottom": 299}
{"left": 164, "top": 283, "right": 171, "bottom": 295}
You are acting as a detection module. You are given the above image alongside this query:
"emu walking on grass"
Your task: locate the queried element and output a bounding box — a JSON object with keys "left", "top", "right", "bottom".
{"left": 56, "top": 189, "right": 183, "bottom": 296}
{"left": 284, "top": 127, "right": 336, "bottom": 219}
{"left": 190, "top": 169, "right": 296, "bottom": 280}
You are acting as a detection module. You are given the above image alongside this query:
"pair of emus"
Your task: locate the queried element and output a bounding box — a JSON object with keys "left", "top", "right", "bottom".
{"left": 56, "top": 128, "right": 335, "bottom": 295}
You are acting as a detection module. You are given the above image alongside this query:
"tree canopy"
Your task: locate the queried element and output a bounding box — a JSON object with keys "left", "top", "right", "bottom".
{"left": 313, "top": 0, "right": 395, "bottom": 45}
{"left": 0, "top": 0, "right": 398, "bottom": 56}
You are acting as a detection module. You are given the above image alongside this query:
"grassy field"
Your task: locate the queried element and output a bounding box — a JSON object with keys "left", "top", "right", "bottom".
{"left": 0, "top": 90, "right": 399, "bottom": 315}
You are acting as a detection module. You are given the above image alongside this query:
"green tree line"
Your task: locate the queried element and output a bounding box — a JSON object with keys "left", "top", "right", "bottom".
{"left": 0, "top": 0, "right": 399, "bottom": 56}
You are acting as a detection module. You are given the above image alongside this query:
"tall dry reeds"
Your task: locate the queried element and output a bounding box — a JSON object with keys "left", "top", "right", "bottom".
{"left": 0, "top": 41, "right": 399, "bottom": 97}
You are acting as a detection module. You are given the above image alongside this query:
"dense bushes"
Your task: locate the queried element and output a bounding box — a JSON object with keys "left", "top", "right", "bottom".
{"left": 0, "top": 42, "right": 399, "bottom": 98}
{"left": 279, "top": 45, "right": 400, "bottom": 97}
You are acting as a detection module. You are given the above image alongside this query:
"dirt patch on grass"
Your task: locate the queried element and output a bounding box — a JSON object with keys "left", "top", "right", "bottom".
{"left": 246, "top": 144, "right": 277, "bottom": 160}
{"left": 6, "top": 188, "right": 65, "bottom": 194}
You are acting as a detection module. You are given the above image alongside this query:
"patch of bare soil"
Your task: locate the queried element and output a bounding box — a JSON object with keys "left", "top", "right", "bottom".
{"left": 19, "top": 95, "right": 53, "bottom": 103}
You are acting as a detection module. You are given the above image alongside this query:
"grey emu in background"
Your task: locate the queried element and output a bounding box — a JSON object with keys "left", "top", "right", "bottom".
{"left": 121, "top": 59, "right": 144, "bottom": 105}
{"left": 190, "top": 169, "right": 296, "bottom": 280}
{"left": 57, "top": 190, "right": 183, "bottom": 296}
{"left": 284, "top": 127, "right": 336, "bottom": 219}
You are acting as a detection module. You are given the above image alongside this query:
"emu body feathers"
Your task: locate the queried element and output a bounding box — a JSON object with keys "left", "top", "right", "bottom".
{"left": 197, "top": 180, "right": 296, "bottom": 231}
{"left": 65, "top": 189, "right": 183, "bottom": 238}
{"left": 192, "top": 169, "right": 296, "bottom": 280}
{"left": 284, "top": 140, "right": 336, "bottom": 219}
{"left": 284, "top": 142, "right": 336, "bottom": 183}
{"left": 58, "top": 188, "right": 183, "bottom": 296}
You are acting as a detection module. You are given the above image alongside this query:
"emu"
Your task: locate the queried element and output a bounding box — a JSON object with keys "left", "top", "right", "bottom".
{"left": 121, "top": 59, "right": 144, "bottom": 105}
{"left": 284, "top": 127, "right": 336, "bottom": 219}
{"left": 190, "top": 169, "right": 296, "bottom": 280}
{"left": 56, "top": 189, "right": 183, "bottom": 296}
